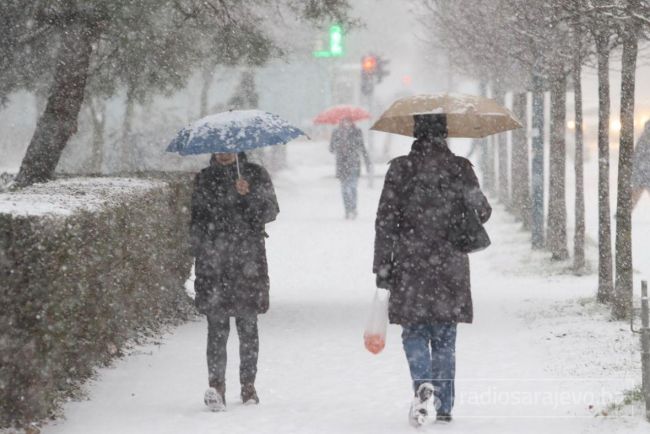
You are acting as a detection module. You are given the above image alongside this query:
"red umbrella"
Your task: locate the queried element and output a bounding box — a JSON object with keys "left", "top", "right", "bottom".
{"left": 313, "top": 105, "right": 371, "bottom": 125}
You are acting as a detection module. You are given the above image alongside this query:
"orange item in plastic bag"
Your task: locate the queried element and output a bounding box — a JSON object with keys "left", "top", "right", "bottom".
{"left": 363, "top": 289, "right": 389, "bottom": 355}
{"left": 364, "top": 332, "right": 386, "bottom": 354}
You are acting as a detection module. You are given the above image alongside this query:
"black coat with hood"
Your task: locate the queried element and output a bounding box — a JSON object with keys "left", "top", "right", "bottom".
{"left": 373, "top": 115, "right": 491, "bottom": 325}
{"left": 190, "top": 153, "right": 279, "bottom": 316}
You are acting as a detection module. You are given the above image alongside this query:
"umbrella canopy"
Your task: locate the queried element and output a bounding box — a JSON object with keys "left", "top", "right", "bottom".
{"left": 370, "top": 93, "right": 522, "bottom": 138}
{"left": 166, "top": 109, "right": 306, "bottom": 155}
{"left": 313, "top": 105, "right": 371, "bottom": 125}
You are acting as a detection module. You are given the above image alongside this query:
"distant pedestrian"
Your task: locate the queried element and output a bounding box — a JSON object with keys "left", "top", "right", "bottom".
{"left": 373, "top": 114, "right": 491, "bottom": 425}
{"left": 329, "top": 117, "right": 372, "bottom": 219}
{"left": 190, "top": 152, "right": 279, "bottom": 412}
{"left": 633, "top": 120, "right": 650, "bottom": 209}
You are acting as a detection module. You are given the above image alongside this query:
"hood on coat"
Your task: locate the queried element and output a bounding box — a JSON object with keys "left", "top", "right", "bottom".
{"left": 411, "top": 114, "right": 451, "bottom": 164}
{"left": 413, "top": 114, "right": 448, "bottom": 140}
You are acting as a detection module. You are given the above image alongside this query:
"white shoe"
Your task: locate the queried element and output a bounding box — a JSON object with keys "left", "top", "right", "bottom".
{"left": 204, "top": 387, "right": 226, "bottom": 412}
{"left": 408, "top": 383, "right": 435, "bottom": 427}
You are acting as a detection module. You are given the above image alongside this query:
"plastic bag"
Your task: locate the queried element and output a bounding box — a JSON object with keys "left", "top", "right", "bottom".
{"left": 363, "top": 288, "right": 389, "bottom": 354}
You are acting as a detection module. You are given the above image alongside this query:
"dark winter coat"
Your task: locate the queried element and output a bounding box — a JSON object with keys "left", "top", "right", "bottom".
{"left": 190, "top": 154, "right": 279, "bottom": 316}
{"left": 633, "top": 126, "right": 650, "bottom": 188}
{"left": 329, "top": 125, "right": 370, "bottom": 179}
{"left": 373, "top": 139, "right": 491, "bottom": 325}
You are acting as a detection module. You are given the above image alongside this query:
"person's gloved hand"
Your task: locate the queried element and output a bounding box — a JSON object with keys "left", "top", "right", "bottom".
{"left": 235, "top": 178, "right": 250, "bottom": 195}
{"left": 375, "top": 263, "right": 393, "bottom": 290}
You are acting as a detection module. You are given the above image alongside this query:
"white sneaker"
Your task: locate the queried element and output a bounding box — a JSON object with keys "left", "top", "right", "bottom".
{"left": 204, "top": 387, "right": 226, "bottom": 412}
{"left": 408, "top": 383, "right": 435, "bottom": 427}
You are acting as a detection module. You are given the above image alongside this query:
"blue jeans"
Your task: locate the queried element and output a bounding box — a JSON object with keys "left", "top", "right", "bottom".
{"left": 401, "top": 323, "right": 457, "bottom": 414}
{"left": 340, "top": 177, "right": 358, "bottom": 214}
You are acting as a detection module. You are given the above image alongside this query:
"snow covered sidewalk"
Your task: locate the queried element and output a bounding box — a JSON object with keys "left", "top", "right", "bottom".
{"left": 39, "top": 142, "right": 648, "bottom": 434}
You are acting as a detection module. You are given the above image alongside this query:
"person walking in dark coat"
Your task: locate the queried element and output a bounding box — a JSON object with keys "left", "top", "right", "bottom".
{"left": 191, "top": 151, "right": 279, "bottom": 411}
{"left": 373, "top": 114, "right": 491, "bottom": 424}
{"left": 329, "top": 117, "right": 372, "bottom": 219}
{"left": 633, "top": 120, "right": 650, "bottom": 209}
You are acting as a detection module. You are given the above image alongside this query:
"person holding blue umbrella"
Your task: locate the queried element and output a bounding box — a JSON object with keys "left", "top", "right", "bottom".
{"left": 167, "top": 110, "right": 303, "bottom": 411}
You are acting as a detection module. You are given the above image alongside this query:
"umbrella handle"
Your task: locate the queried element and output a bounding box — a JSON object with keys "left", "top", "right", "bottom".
{"left": 236, "top": 154, "right": 241, "bottom": 179}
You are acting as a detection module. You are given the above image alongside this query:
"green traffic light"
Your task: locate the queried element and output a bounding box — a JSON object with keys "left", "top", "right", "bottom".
{"left": 329, "top": 25, "right": 343, "bottom": 56}
{"left": 313, "top": 25, "right": 343, "bottom": 58}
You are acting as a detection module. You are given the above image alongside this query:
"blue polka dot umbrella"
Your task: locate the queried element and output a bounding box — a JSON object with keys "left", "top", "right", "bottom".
{"left": 166, "top": 109, "right": 306, "bottom": 156}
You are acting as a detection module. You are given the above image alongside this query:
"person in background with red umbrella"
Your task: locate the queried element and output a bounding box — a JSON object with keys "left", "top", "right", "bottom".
{"left": 329, "top": 116, "right": 372, "bottom": 219}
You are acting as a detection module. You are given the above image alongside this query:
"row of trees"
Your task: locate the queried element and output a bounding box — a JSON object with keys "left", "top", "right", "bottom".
{"left": 0, "top": 0, "right": 354, "bottom": 185}
{"left": 421, "top": 0, "right": 650, "bottom": 320}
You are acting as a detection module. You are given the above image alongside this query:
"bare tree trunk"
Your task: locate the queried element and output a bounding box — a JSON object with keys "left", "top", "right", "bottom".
{"left": 495, "top": 87, "right": 509, "bottom": 205}
{"left": 15, "top": 24, "right": 96, "bottom": 187}
{"left": 445, "top": 48, "right": 454, "bottom": 92}
{"left": 199, "top": 64, "right": 215, "bottom": 117}
{"left": 483, "top": 80, "right": 497, "bottom": 197}
{"left": 531, "top": 75, "right": 546, "bottom": 249}
{"left": 34, "top": 87, "right": 48, "bottom": 122}
{"left": 573, "top": 33, "right": 586, "bottom": 273}
{"left": 484, "top": 135, "right": 496, "bottom": 196}
{"left": 121, "top": 85, "right": 136, "bottom": 172}
{"left": 478, "top": 80, "right": 491, "bottom": 190}
{"left": 595, "top": 32, "right": 614, "bottom": 303}
{"left": 613, "top": 31, "right": 638, "bottom": 320}
{"left": 547, "top": 69, "right": 569, "bottom": 260}
{"left": 511, "top": 92, "right": 531, "bottom": 228}
{"left": 88, "top": 98, "right": 106, "bottom": 174}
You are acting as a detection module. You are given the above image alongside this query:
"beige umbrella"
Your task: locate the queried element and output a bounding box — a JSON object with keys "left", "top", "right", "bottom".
{"left": 370, "top": 93, "right": 522, "bottom": 138}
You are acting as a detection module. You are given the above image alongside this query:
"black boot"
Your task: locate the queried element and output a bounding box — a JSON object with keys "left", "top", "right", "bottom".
{"left": 241, "top": 383, "right": 259, "bottom": 405}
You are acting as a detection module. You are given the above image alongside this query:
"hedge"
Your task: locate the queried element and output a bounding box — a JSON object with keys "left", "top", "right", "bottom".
{"left": 0, "top": 174, "right": 195, "bottom": 428}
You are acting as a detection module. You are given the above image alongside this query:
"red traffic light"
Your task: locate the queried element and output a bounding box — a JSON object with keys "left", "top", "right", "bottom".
{"left": 362, "top": 55, "right": 377, "bottom": 74}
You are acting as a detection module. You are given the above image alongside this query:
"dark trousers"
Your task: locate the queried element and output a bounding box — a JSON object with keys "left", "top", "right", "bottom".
{"left": 207, "top": 315, "right": 259, "bottom": 386}
{"left": 401, "top": 323, "right": 457, "bottom": 414}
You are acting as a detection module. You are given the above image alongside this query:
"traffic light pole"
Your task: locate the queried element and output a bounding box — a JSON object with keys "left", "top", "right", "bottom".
{"left": 360, "top": 53, "right": 389, "bottom": 186}
{"left": 362, "top": 89, "right": 375, "bottom": 188}
{"left": 365, "top": 91, "right": 374, "bottom": 157}
{"left": 360, "top": 55, "right": 377, "bottom": 159}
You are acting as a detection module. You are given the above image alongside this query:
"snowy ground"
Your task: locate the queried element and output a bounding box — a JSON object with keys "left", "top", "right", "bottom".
{"left": 32, "top": 140, "right": 649, "bottom": 433}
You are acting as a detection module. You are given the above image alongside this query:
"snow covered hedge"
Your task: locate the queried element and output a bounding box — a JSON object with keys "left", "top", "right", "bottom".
{"left": 0, "top": 175, "right": 195, "bottom": 428}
